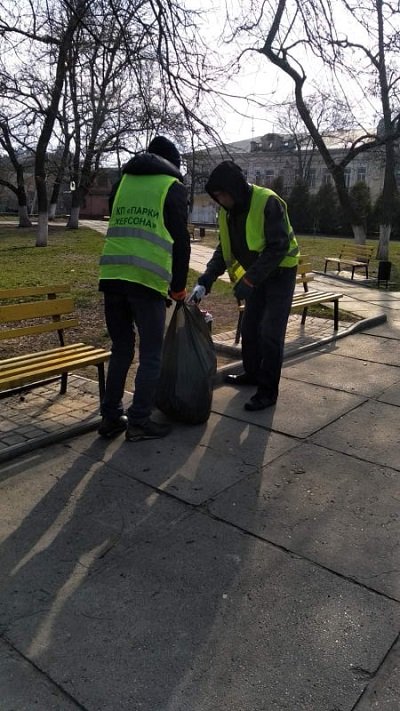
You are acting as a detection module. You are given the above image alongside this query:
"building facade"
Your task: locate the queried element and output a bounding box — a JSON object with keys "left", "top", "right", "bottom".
{"left": 186, "top": 132, "right": 395, "bottom": 225}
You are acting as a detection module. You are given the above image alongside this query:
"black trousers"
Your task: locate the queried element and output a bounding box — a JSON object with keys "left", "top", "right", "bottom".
{"left": 101, "top": 290, "right": 166, "bottom": 423}
{"left": 240, "top": 266, "right": 296, "bottom": 400}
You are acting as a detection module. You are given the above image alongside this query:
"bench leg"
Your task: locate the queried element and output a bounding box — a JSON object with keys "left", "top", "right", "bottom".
{"left": 301, "top": 307, "right": 308, "bottom": 325}
{"left": 60, "top": 372, "right": 68, "bottom": 394}
{"left": 351, "top": 266, "right": 355, "bottom": 279}
{"left": 98, "top": 363, "right": 106, "bottom": 402}
{"left": 333, "top": 300, "right": 339, "bottom": 330}
{"left": 324, "top": 260, "right": 328, "bottom": 273}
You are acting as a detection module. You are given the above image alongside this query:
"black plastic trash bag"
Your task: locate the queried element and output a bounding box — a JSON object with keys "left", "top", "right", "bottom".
{"left": 156, "top": 301, "right": 217, "bottom": 424}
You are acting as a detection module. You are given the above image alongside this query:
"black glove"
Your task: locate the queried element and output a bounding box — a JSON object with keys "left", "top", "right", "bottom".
{"left": 233, "top": 277, "right": 254, "bottom": 301}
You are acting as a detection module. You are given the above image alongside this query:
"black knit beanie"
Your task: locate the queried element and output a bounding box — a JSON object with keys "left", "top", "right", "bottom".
{"left": 147, "top": 136, "right": 181, "bottom": 169}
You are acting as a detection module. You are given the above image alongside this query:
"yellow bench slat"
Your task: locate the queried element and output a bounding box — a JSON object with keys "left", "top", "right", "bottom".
{"left": 0, "top": 318, "right": 79, "bottom": 340}
{"left": 0, "top": 349, "right": 110, "bottom": 390}
{"left": 0, "top": 284, "right": 71, "bottom": 299}
{"left": 0, "top": 284, "right": 109, "bottom": 400}
{"left": 292, "top": 291, "right": 343, "bottom": 306}
{"left": 0, "top": 297, "right": 74, "bottom": 324}
{"left": 0, "top": 343, "right": 91, "bottom": 369}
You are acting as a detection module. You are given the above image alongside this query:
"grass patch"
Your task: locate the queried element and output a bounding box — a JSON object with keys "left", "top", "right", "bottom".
{"left": 0, "top": 222, "right": 230, "bottom": 305}
{"left": 1, "top": 222, "right": 384, "bottom": 334}
{"left": 198, "top": 228, "right": 400, "bottom": 290}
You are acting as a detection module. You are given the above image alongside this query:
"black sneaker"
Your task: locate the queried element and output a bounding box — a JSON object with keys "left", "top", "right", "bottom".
{"left": 98, "top": 415, "right": 128, "bottom": 438}
{"left": 224, "top": 372, "right": 258, "bottom": 386}
{"left": 244, "top": 394, "right": 277, "bottom": 411}
{"left": 125, "top": 419, "right": 172, "bottom": 442}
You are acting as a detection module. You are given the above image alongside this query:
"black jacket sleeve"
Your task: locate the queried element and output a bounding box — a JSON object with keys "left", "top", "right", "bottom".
{"left": 164, "top": 181, "right": 191, "bottom": 293}
{"left": 197, "top": 242, "right": 227, "bottom": 293}
{"left": 244, "top": 196, "right": 291, "bottom": 287}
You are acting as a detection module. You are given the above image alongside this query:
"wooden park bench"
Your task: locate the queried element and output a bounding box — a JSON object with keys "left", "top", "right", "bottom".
{"left": 235, "top": 258, "right": 343, "bottom": 344}
{"left": 324, "top": 243, "right": 375, "bottom": 279}
{"left": 0, "top": 284, "right": 110, "bottom": 401}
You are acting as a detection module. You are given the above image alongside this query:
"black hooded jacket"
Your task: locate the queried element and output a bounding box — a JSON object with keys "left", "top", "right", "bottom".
{"left": 99, "top": 152, "right": 190, "bottom": 297}
{"left": 199, "top": 160, "right": 291, "bottom": 292}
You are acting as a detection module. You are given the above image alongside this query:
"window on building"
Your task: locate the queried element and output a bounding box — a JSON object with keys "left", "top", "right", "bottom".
{"left": 255, "top": 169, "right": 262, "bottom": 185}
{"left": 307, "top": 168, "right": 316, "bottom": 188}
{"left": 356, "top": 166, "right": 366, "bottom": 182}
{"left": 264, "top": 170, "right": 275, "bottom": 187}
{"left": 323, "top": 172, "right": 332, "bottom": 185}
{"left": 344, "top": 167, "right": 351, "bottom": 188}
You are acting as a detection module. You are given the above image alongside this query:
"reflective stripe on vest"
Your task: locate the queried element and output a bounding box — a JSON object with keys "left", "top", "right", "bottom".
{"left": 99, "top": 173, "right": 176, "bottom": 296}
{"left": 100, "top": 255, "right": 172, "bottom": 282}
{"left": 219, "top": 185, "right": 299, "bottom": 284}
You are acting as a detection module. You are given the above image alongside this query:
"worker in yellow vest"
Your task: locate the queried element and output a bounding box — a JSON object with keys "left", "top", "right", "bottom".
{"left": 98, "top": 136, "right": 190, "bottom": 440}
{"left": 190, "top": 160, "right": 299, "bottom": 411}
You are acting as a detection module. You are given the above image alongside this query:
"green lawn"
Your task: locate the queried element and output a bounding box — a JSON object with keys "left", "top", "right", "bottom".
{"left": 1, "top": 223, "right": 397, "bottom": 333}
{"left": 199, "top": 228, "right": 400, "bottom": 289}
{"left": 0, "top": 224, "right": 230, "bottom": 303}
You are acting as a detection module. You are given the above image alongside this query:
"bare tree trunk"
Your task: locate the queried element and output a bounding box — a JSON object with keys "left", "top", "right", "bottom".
{"left": 67, "top": 205, "right": 80, "bottom": 229}
{"left": 48, "top": 181, "right": 62, "bottom": 219}
{"left": 49, "top": 134, "right": 72, "bottom": 220}
{"left": 351, "top": 224, "right": 367, "bottom": 244}
{"left": 18, "top": 204, "right": 32, "bottom": 227}
{"left": 378, "top": 225, "right": 391, "bottom": 261}
{"left": 35, "top": 178, "right": 49, "bottom": 246}
{"left": 48, "top": 203, "right": 57, "bottom": 220}
{"left": 66, "top": 186, "right": 80, "bottom": 228}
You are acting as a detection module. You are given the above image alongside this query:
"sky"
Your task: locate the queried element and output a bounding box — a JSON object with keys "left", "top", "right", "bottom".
{"left": 193, "top": 0, "right": 380, "bottom": 146}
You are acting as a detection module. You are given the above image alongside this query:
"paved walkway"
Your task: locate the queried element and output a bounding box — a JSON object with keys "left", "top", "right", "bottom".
{"left": 1, "top": 225, "right": 400, "bottom": 710}
{"left": 0, "top": 233, "right": 392, "bottom": 464}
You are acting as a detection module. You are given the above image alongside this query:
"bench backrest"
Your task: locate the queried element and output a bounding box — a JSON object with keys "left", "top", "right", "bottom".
{"left": 0, "top": 284, "right": 78, "bottom": 342}
{"left": 339, "top": 243, "right": 374, "bottom": 262}
{"left": 296, "top": 257, "right": 314, "bottom": 291}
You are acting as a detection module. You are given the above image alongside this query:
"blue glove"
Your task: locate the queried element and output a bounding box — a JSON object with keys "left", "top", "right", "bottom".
{"left": 233, "top": 277, "right": 254, "bottom": 301}
{"left": 188, "top": 284, "right": 206, "bottom": 303}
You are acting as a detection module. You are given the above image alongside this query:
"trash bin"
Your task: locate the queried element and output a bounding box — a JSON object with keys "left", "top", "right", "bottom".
{"left": 377, "top": 261, "right": 391, "bottom": 288}
{"left": 199, "top": 227, "right": 205, "bottom": 238}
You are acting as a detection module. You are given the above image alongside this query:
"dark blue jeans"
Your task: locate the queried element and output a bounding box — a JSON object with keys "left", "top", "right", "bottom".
{"left": 101, "top": 291, "right": 166, "bottom": 423}
{"left": 241, "top": 266, "right": 296, "bottom": 401}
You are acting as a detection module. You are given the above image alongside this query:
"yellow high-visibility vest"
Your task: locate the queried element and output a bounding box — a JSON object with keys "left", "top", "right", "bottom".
{"left": 99, "top": 173, "right": 177, "bottom": 296}
{"left": 218, "top": 185, "right": 299, "bottom": 284}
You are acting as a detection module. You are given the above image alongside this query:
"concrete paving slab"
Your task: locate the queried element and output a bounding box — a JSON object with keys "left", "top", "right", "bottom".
{"left": 0, "top": 638, "right": 80, "bottom": 710}
{"left": 209, "top": 442, "right": 400, "bottom": 599}
{"left": 311, "top": 400, "right": 400, "bottom": 471}
{"left": 211, "top": 381, "right": 366, "bottom": 438}
{"left": 0, "top": 444, "right": 189, "bottom": 630}
{"left": 66, "top": 412, "right": 299, "bottom": 505}
{"left": 362, "top": 321, "right": 400, "bottom": 338}
{"left": 282, "top": 351, "right": 400, "bottom": 397}
{"left": 334, "top": 332, "right": 400, "bottom": 365}
{"left": 367, "top": 299, "right": 400, "bottom": 313}
{"left": 355, "top": 637, "right": 400, "bottom": 710}
{"left": 4, "top": 511, "right": 400, "bottom": 711}
{"left": 378, "top": 381, "right": 400, "bottom": 406}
